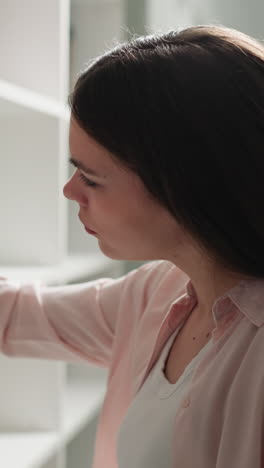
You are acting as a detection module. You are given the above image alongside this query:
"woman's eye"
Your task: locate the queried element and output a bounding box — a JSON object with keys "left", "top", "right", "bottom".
{"left": 78, "top": 173, "right": 98, "bottom": 188}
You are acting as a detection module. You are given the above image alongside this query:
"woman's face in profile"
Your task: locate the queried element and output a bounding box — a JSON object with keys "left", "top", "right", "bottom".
{"left": 63, "top": 116, "right": 185, "bottom": 261}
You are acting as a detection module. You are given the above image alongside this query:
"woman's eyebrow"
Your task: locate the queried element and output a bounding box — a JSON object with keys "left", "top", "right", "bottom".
{"left": 69, "top": 157, "right": 106, "bottom": 178}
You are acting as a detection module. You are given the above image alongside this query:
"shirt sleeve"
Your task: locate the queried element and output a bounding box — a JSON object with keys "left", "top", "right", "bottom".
{"left": 0, "top": 261, "right": 162, "bottom": 368}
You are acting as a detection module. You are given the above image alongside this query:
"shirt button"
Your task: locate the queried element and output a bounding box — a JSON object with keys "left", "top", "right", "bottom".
{"left": 182, "top": 397, "right": 190, "bottom": 408}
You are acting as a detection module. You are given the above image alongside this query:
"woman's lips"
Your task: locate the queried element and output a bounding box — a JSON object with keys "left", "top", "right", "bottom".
{"left": 85, "top": 226, "right": 97, "bottom": 235}
{"left": 78, "top": 214, "right": 97, "bottom": 235}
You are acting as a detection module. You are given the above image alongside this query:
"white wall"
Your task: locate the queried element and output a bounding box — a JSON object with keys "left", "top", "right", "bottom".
{"left": 146, "top": 0, "right": 264, "bottom": 40}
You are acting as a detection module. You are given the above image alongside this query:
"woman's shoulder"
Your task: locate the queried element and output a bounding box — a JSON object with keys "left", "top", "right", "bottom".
{"left": 125, "top": 260, "right": 179, "bottom": 282}
{"left": 122, "top": 260, "right": 189, "bottom": 300}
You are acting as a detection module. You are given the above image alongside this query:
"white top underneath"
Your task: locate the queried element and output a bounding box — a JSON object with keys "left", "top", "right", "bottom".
{"left": 116, "top": 324, "right": 212, "bottom": 468}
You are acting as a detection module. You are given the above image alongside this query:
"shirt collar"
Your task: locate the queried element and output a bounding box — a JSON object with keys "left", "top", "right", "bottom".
{"left": 186, "top": 277, "right": 264, "bottom": 327}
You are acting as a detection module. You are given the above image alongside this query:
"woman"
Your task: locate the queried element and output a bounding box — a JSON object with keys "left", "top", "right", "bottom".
{"left": 1, "top": 24, "right": 264, "bottom": 467}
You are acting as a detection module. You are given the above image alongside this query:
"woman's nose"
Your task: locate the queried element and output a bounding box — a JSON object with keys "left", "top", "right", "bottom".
{"left": 63, "top": 172, "right": 84, "bottom": 203}
{"left": 63, "top": 175, "right": 75, "bottom": 200}
{"left": 63, "top": 170, "right": 88, "bottom": 206}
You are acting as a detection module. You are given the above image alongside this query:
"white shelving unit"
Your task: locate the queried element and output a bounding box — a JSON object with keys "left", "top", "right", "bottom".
{"left": 0, "top": 1, "right": 125, "bottom": 467}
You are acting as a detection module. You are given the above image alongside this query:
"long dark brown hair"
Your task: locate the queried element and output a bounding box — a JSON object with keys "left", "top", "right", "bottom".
{"left": 68, "top": 24, "right": 264, "bottom": 278}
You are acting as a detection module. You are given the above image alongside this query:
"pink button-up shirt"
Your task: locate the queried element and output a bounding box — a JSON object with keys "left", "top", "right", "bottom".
{"left": 1, "top": 260, "right": 264, "bottom": 467}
